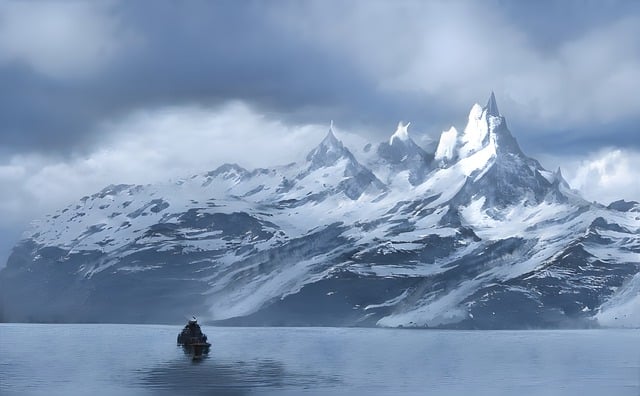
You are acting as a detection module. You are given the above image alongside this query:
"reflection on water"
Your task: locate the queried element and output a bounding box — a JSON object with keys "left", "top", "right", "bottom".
{"left": 138, "top": 357, "right": 284, "bottom": 395}
{"left": 137, "top": 355, "right": 339, "bottom": 395}
{"left": 0, "top": 324, "right": 638, "bottom": 395}
{"left": 178, "top": 344, "right": 211, "bottom": 359}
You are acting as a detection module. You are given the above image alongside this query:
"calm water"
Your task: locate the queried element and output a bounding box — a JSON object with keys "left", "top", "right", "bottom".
{"left": 0, "top": 324, "right": 638, "bottom": 395}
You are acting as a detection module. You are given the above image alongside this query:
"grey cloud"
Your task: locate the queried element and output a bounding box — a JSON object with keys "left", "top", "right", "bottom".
{"left": 277, "top": 1, "right": 640, "bottom": 125}
{"left": 0, "top": 1, "right": 134, "bottom": 78}
{"left": 0, "top": 0, "right": 639, "bottom": 160}
{"left": 0, "top": 0, "right": 443, "bottom": 155}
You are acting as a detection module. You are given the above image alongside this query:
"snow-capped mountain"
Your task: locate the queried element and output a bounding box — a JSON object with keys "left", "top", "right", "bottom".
{"left": 372, "top": 122, "right": 434, "bottom": 187}
{"left": 1, "top": 94, "right": 638, "bottom": 328}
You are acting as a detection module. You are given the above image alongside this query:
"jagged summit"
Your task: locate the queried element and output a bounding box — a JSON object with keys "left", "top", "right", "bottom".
{"left": 430, "top": 92, "right": 570, "bottom": 207}
{"left": 302, "top": 122, "right": 385, "bottom": 198}
{"left": 389, "top": 122, "right": 410, "bottom": 145}
{"left": 485, "top": 91, "right": 500, "bottom": 117}
{"left": 374, "top": 121, "right": 434, "bottom": 186}
{"left": 551, "top": 167, "right": 571, "bottom": 190}
{"left": 320, "top": 121, "right": 342, "bottom": 148}
{"left": 305, "top": 122, "right": 347, "bottom": 166}
{"left": 433, "top": 92, "right": 522, "bottom": 163}
{"left": 435, "top": 93, "right": 496, "bottom": 162}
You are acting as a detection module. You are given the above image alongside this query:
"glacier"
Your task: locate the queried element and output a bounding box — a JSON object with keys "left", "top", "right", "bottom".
{"left": 0, "top": 93, "right": 638, "bottom": 329}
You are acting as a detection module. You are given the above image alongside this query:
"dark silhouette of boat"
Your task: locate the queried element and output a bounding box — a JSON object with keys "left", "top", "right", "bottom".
{"left": 177, "top": 317, "right": 211, "bottom": 359}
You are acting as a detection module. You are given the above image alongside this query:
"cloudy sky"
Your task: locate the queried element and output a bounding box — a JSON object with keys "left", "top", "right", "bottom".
{"left": 1, "top": 0, "right": 639, "bottom": 264}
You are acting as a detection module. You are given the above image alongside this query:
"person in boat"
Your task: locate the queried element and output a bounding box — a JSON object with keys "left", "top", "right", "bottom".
{"left": 183, "top": 316, "right": 207, "bottom": 342}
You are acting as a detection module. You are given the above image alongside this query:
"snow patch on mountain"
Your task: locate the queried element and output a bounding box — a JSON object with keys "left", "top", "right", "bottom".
{"left": 459, "top": 103, "right": 491, "bottom": 158}
{"left": 596, "top": 272, "right": 640, "bottom": 328}
{"left": 434, "top": 126, "right": 458, "bottom": 163}
{"left": 389, "top": 122, "right": 410, "bottom": 145}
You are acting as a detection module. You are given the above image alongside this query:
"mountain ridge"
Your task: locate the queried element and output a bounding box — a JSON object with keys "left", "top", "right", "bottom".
{"left": 1, "top": 93, "right": 638, "bottom": 328}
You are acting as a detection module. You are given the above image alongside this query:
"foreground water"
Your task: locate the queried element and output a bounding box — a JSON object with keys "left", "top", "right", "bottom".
{"left": 0, "top": 324, "right": 638, "bottom": 395}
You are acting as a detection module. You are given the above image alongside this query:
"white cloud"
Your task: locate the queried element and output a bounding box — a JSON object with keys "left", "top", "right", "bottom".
{"left": 272, "top": 2, "right": 640, "bottom": 129}
{"left": 0, "top": 102, "right": 372, "bottom": 265}
{"left": 0, "top": 102, "right": 354, "bottom": 227}
{"left": 542, "top": 148, "right": 640, "bottom": 205}
{"left": 0, "top": 0, "right": 137, "bottom": 78}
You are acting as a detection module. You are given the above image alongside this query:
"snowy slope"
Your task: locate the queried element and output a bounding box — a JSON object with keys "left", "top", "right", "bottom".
{"left": 1, "top": 94, "right": 638, "bottom": 328}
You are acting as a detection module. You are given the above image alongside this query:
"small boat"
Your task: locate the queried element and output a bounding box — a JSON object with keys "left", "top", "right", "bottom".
{"left": 177, "top": 317, "right": 211, "bottom": 359}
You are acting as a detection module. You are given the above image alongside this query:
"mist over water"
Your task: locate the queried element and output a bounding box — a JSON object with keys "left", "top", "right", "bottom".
{"left": 1, "top": 324, "right": 639, "bottom": 395}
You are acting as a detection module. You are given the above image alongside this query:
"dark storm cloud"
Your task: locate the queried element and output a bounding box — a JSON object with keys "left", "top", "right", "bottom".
{"left": 496, "top": 0, "right": 640, "bottom": 155}
{"left": 112, "top": 1, "right": 435, "bottom": 134}
{"left": 0, "top": 0, "right": 639, "bottom": 157}
{"left": 0, "top": 0, "right": 441, "bottom": 156}
{"left": 499, "top": 0, "right": 640, "bottom": 46}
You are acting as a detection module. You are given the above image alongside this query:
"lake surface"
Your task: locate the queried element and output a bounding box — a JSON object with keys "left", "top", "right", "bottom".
{"left": 0, "top": 324, "right": 638, "bottom": 395}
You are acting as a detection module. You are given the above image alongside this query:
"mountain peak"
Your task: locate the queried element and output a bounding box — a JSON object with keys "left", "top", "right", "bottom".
{"left": 376, "top": 121, "right": 433, "bottom": 186}
{"left": 305, "top": 121, "right": 349, "bottom": 169}
{"left": 485, "top": 91, "right": 500, "bottom": 117}
{"left": 389, "top": 121, "right": 411, "bottom": 145}
{"left": 321, "top": 120, "right": 341, "bottom": 148}
{"left": 552, "top": 166, "right": 571, "bottom": 188}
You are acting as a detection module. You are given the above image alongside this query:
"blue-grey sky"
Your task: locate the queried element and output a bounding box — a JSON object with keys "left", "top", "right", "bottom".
{"left": 1, "top": 0, "right": 639, "bottom": 264}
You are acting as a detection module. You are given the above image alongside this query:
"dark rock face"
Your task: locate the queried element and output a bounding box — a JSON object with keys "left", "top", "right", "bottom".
{"left": 376, "top": 138, "right": 434, "bottom": 186}
{"left": 1, "top": 95, "right": 638, "bottom": 328}
{"left": 607, "top": 200, "right": 639, "bottom": 212}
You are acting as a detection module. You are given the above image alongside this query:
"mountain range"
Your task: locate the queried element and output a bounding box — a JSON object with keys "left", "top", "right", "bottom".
{"left": 1, "top": 93, "right": 638, "bottom": 328}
